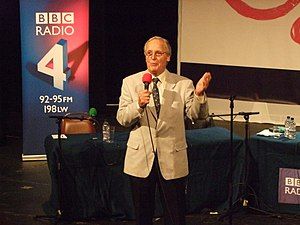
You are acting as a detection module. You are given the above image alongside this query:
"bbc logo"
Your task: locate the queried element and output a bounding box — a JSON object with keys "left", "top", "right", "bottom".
{"left": 285, "top": 177, "right": 300, "bottom": 187}
{"left": 36, "top": 12, "right": 74, "bottom": 24}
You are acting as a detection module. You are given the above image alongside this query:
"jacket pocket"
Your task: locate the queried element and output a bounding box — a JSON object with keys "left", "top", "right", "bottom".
{"left": 174, "top": 142, "right": 187, "bottom": 152}
{"left": 127, "top": 139, "right": 140, "bottom": 150}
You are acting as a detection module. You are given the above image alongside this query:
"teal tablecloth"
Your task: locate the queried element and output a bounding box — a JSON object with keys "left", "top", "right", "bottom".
{"left": 44, "top": 127, "right": 244, "bottom": 220}
{"left": 249, "top": 133, "right": 300, "bottom": 214}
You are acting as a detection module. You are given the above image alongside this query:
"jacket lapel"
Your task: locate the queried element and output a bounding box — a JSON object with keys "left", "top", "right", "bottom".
{"left": 159, "top": 72, "right": 176, "bottom": 119}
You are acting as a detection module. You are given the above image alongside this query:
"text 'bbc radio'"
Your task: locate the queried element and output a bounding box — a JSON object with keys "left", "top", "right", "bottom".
{"left": 35, "top": 12, "right": 74, "bottom": 36}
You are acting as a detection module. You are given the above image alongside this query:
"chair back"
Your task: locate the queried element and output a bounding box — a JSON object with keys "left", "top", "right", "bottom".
{"left": 61, "top": 113, "right": 96, "bottom": 134}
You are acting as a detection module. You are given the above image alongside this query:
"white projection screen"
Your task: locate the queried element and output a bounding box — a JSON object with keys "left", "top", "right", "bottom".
{"left": 178, "top": 0, "right": 300, "bottom": 124}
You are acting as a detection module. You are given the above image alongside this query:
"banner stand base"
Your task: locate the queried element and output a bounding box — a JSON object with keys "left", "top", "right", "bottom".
{"left": 22, "top": 154, "right": 47, "bottom": 161}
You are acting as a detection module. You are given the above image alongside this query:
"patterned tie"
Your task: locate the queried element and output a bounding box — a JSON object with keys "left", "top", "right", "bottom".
{"left": 152, "top": 77, "right": 160, "bottom": 117}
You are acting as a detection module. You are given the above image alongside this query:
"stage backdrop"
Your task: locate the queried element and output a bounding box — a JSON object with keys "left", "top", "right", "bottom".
{"left": 20, "top": 0, "right": 89, "bottom": 160}
{"left": 178, "top": 0, "right": 300, "bottom": 125}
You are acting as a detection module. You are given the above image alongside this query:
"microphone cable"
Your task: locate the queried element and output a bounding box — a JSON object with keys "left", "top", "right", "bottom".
{"left": 142, "top": 73, "right": 176, "bottom": 224}
{"left": 144, "top": 107, "right": 155, "bottom": 170}
{"left": 144, "top": 106, "right": 177, "bottom": 225}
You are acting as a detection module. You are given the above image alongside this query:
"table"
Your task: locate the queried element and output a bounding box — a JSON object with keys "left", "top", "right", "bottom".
{"left": 249, "top": 133, "right": 300, "bottom": 214}
{"left": 44, "top": 127, "right": 244, "bottom": 220}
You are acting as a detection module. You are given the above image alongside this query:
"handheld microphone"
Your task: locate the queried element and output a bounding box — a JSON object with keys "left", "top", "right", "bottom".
{"left": 142, "top": 73, "right": 152, "bottom": 90}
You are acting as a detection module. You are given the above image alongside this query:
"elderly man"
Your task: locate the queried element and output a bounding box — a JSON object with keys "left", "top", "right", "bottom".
{"left": 117, "top": 36, "right": 211, "bottom": 225}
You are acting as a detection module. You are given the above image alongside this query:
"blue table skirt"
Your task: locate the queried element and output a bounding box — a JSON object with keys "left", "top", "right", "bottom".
{"left": 44, "top": 126, "right": 244, "bottom": 220}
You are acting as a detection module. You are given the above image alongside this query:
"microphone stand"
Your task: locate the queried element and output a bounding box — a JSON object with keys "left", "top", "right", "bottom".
{"left": 229, "top": 95, "right": 235, "bottom": 225}
{"left": 52, "top": 116, "right": 64, "bottom": 220}
{"left": 36, "top": 113, "right": 99, "bottom": 223}
{"left": 209, "top": 96, "right": 259, "bottom": 225}
{"left": 35, "top": 115, "right": 66, "bottom": 223}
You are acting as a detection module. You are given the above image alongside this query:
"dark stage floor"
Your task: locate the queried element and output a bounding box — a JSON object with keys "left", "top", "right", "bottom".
{"left": 1, "top": 121, "right": 300, "bottom": 225}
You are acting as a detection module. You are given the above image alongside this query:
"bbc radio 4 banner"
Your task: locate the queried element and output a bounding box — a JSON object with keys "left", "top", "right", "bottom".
{"left": 20, "top": 0, "right": 89, "bottom": 159}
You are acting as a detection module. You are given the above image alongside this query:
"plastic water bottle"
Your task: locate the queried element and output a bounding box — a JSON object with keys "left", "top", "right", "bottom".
{"left": 288, "top": 117, "right": 296, "bottom": 140}
{"left": 102, "top": 120, "right": 110, "bottom": 142}
{"left": 284, "top": 116, "right": 291, "bottom": 138}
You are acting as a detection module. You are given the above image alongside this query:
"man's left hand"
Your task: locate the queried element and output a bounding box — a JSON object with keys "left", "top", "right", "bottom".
{"left": 195, "top": 72, "right": 212, "bottom": 96}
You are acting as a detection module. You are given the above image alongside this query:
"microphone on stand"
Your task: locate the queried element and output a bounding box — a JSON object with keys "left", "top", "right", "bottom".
{"left": 89, "top": 107, "right": 97, "bottom": 118}
{"left": 142, "top": 73, "right": 152, "bottom": 90}
{"left": 88, "top": 107, "right": 99, "bottom": 130}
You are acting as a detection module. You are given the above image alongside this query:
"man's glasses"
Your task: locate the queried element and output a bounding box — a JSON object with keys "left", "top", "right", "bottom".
{"left": 144, "top": 51, "right": 168, "bottom": 58}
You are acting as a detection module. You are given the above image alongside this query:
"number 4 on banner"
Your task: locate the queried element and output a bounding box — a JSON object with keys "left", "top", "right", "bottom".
{"left": 37, "top": 39, "right": 71, "bottom": 90}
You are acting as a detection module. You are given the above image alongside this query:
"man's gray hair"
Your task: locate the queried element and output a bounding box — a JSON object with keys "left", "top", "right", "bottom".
{"left": 144, "top": 36, "right": 172, "bottom": 56}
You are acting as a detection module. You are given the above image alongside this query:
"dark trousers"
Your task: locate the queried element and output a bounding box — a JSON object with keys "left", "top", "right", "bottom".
{"left": 129, "top": 156, "right": 186, "bottom": 225}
